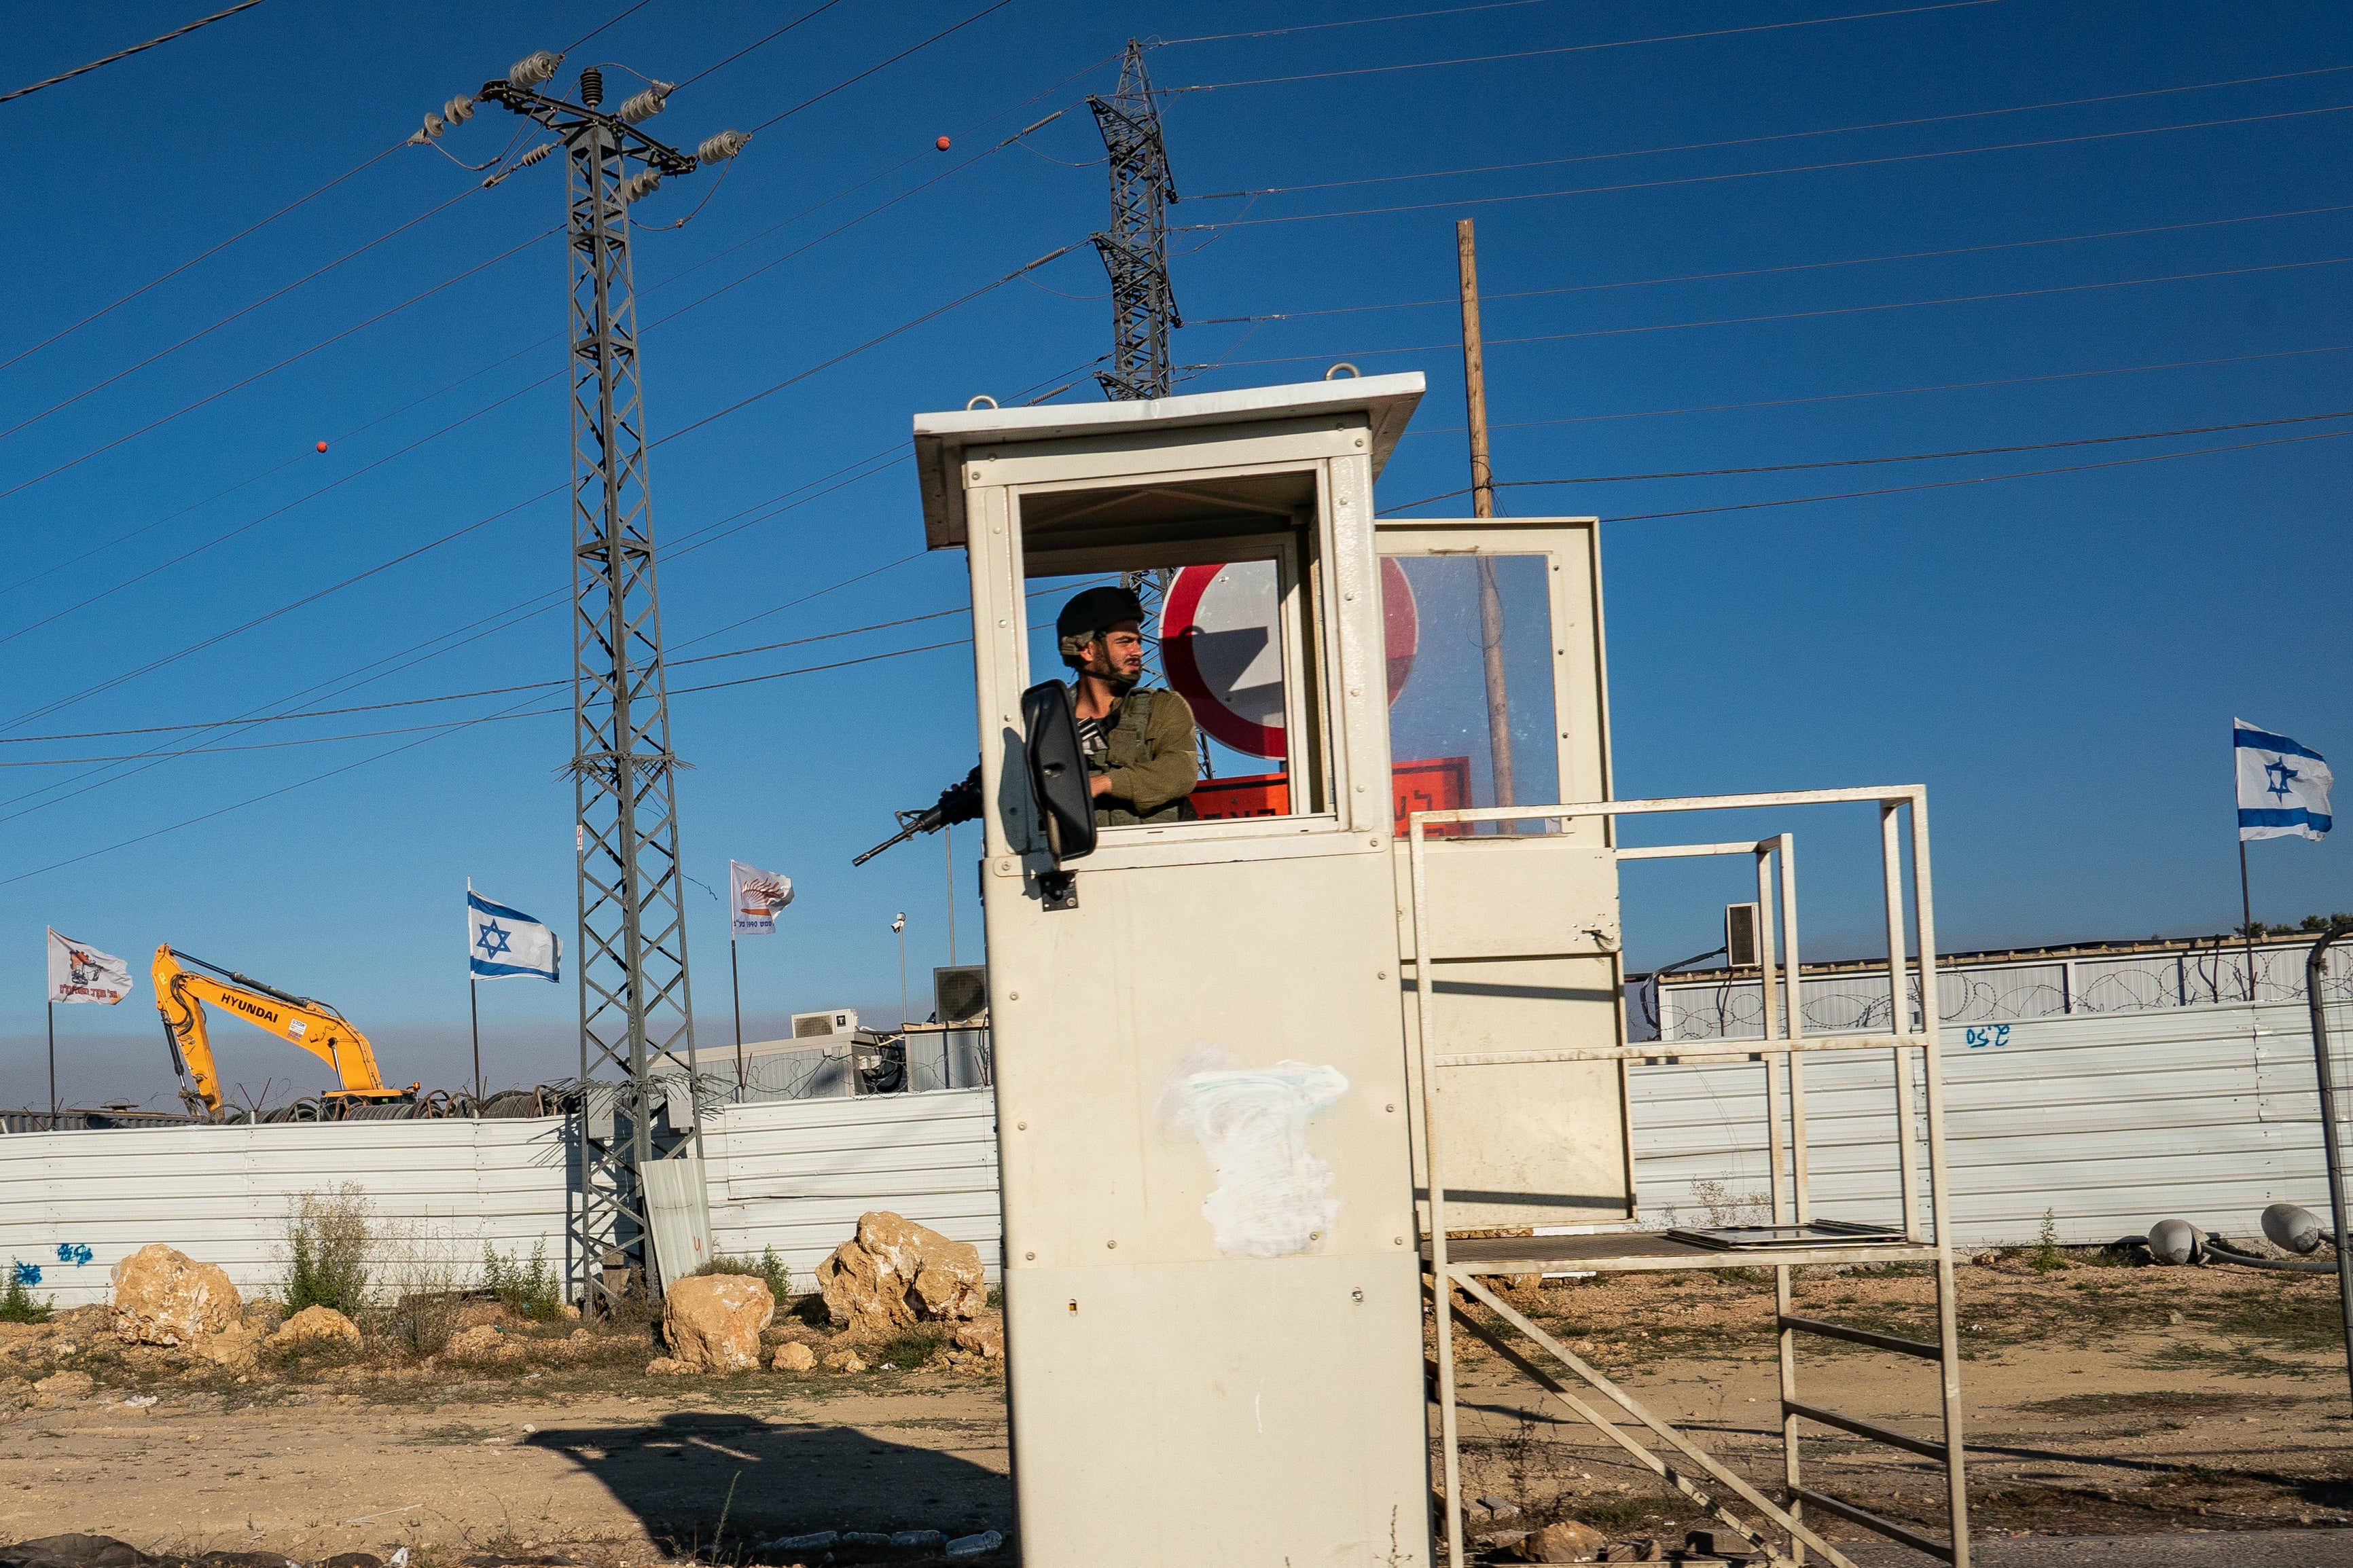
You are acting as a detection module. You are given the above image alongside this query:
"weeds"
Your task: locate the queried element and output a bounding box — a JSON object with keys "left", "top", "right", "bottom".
{"left": 878, "top": 1324, "right": 946, "bottom": 1368}
{"left": 0, "top": 1264, "right": 52, "bottom": 1324}
{"left": 1691, "top": 1180, "right": 1772, "bottom": 1229}
{"left": 692, "top": 1244, "right": 790, "bottom": 1306}
{"left": 282, "top": 1183, "right": 374, "bottom": 1313}
{"left": 484, "top": 1239, "right": 563, "bottom": 1321}
{"left": 2032, "top": 1209, "right": 2064, "bottom": 1274}
{"left": 380, "top": 1221, "right": 474, "bottom": 1356}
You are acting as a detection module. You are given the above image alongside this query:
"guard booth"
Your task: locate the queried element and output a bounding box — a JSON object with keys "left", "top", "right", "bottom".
{"left": 911, "top": 373, "right": 1628, "bottom": 1567}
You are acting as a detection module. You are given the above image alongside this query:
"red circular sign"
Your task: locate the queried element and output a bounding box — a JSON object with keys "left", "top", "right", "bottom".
{"left": 1162, "top": 559, "right": 1418, "bottom": 759}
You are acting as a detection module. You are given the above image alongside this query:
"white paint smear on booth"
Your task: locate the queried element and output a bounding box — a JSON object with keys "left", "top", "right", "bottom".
{"left": 1155, "top": 1045, "right": 1348, "bottom": 1257}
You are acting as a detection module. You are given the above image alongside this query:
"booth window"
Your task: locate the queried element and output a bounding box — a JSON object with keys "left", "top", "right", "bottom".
{"left": 1376, "top": 552, "right": 1560, "bottom": 835}
{"left": 1015, "top": 468, "right": 1334, "bottom": 831}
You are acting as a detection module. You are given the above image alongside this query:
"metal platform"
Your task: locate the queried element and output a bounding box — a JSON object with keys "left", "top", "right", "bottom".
{"left": 1424, "top": 1231, "right": 1941, "bottom": 1276}
{"left": 1409, "top": 788, "right": 1971, "bottom": 1568}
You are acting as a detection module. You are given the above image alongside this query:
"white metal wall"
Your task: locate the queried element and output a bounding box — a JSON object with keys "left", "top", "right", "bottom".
{"left": 1628, "top": 1000, "right": 2342, "bottom": 1247}
{"left": 0, "top": 1087, "right": 1000, "bottom": 1309}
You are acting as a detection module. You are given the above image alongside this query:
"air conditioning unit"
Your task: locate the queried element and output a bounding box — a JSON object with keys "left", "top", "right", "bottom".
{"left": 933, "top": 965, "right": 988, "bottom": 1024}
{"left": 791, "top": 1008, "right": 859, "bottom": 1040}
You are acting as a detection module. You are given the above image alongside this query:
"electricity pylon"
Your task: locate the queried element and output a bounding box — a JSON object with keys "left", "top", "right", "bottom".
{"left": 1088, "top": 40, "right": 1180, "bottom": 401}
{"left": 463, "top": 51, "right": 747, "bottom": 1312}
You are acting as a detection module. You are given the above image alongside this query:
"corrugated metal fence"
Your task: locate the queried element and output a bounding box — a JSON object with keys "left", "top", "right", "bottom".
{"left": 1628, "top": 1000, "right": 2343, "bottom": 1247}
{"left": 0, "top": 1087, "right": 1000, "bottom": 1309}
{"left": 5, "top": 999, "right": 2343, "bottom": 1301}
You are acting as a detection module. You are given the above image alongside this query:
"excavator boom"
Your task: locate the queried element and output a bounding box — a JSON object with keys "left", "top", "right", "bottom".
{"left": 152, "top": 946, "right": 414, "bottom": 1118}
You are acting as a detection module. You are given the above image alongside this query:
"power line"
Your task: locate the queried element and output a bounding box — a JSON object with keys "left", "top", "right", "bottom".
{"left": 1378, "top": 407, "right": 2353, "bottom": 509}
{"left": 748, "top": 0, "right": 1018, "bottom": 132}
{"left": 1192, "top": 204, "right": 2353, "bottom": 325}
{"left": 1162, "top": 0, "right": 2007, "bottom": 94}
{"left": 1380, "top": 429, "right": 2353, "bottom": 520}
{"left": 1154, "top": 0, "right": 1568, "bottom": 47}
{"left": 0, "top": 0, "right": 268, "bottom": 106}
{"left": 681, "top": 0, "right": 850, "bottom": 87}
{"left": 0, "top": 185, "right": 492, "bottom": 445}
{"left": 1174, "top": 104, "right": 2353, "bottom": 232}
{"left": 0, "top": 144, "right": 407, "bottom": 374}
{"left": 1212, "top": 255, "right": 2353, "bottom": 368}
{"left": 0, "top": 227, "right": 557, "bottom": 505}
{"left": 1182, "top": 66, "right": 2353, "bottom": 202}
{"left": 563, "top": 0, "right": 658, "bottom": 54}
{"left": 1404, "top": 345, "right": 2353, "bottom": 434}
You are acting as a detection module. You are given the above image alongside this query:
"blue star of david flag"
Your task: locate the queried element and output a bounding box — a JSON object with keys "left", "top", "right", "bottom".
{"left": 2236, "top": 718, "right": 2333, "bottom": 843}
{"left": 467, "top": 883, "right": 562, "bottom": 981}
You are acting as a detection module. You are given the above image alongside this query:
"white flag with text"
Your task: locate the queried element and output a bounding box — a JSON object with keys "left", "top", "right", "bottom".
{"left": 730, "top": 860, "right": 794, "bottom": 936}
{"left": 47, "top": 928, "right": 132, "bottom": 1005}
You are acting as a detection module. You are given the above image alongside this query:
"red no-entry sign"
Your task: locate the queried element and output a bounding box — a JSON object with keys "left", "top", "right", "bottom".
{"left": 1162, "top": 558, "right": 1417, "bottom": 758}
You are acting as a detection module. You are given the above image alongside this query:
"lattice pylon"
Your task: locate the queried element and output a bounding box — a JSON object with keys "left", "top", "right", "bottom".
{"left": 562, "top": 112, "right": 701, "bottom": 1312}
{"left": 1088, "top": 40, "right": 1180, "bottom": 401}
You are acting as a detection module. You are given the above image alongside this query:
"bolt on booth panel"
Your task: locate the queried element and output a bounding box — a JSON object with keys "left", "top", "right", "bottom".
{"left": 911, "top": 373, "right": 1632, "bottom": 1568}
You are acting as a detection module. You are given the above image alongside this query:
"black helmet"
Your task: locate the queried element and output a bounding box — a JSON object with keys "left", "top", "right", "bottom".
{"left": 1056, "top": 585, "right": 1145, "bottom": 668}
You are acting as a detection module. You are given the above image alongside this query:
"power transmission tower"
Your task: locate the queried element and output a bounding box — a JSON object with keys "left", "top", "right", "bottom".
{"left": 469, "top": 52, "right": 747, "bottom": 1313}
{"left": 1088, "top": 40, "right": 1180, "bottom": 401}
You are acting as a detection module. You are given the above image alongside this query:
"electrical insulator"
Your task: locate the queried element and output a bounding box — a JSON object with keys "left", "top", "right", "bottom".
{"left": 579, "top": 67, "right": 604, "bottom": 107}
{"left": 444, "top": 93, "right": 475, "bottom": 125}
{"left": 482, "top": 141, "right": 557, "bottom": 187}
{"left": 615, "top": 81, "right": 672, "bottom": 124}
{"left": 696, "top": 129, "right": 750, "bottom": 165}
{"left": 410, "top": 111, "right": 446, "bottom": 145}
{"left": 507, "top": 50, "right": 560, "bottom": 90}
{"left": 619, "top": 169, "right": 662, "bottom": 203}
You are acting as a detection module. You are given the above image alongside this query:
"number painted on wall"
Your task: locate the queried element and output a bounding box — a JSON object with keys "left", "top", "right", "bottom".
{"left": 1964, "top": 1025, "right": 2011, "bottom": 1050}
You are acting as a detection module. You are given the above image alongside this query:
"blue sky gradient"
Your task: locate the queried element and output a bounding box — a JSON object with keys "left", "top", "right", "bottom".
{"left": 5, "top": 0, "right": 2347, "bottom": 1106}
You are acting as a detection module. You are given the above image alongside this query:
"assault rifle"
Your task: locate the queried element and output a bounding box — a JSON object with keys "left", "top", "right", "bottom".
{"left": 852, "top": 765, "right": 984, "bottom": 867}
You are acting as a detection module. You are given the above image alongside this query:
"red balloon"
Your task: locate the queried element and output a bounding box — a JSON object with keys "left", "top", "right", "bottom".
{"left": 315, "top": 441, "right": 328, "bottom": 453}
{"left": 935, "top": 135, "right": 951, "bottom": 151}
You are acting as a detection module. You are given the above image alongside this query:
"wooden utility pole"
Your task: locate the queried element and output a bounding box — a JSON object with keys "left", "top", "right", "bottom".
{"left": 1456, "top": 218, "right": 1515, "bottom": 809}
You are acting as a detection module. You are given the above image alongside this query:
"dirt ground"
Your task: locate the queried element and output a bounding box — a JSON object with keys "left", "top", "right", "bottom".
{"left": 1, "top": 1252, "right": 2348, "bottom": 1565}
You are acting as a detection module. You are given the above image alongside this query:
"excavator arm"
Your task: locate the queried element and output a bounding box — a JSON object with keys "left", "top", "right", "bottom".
{"left": 152, "top": 946, "right": 414, "bottom": 1118}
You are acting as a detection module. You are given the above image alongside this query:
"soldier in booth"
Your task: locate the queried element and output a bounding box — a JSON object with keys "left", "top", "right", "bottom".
{"left": 1056, "top": 585, "right": 1200, "bottom": 826}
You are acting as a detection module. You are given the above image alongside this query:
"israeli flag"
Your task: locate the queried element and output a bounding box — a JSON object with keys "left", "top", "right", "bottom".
{"left": 2236, "top": 718, "right": 2333, "bottom": 843}
{"left": 468, "top": 883, "right": 562, "bottom": 981}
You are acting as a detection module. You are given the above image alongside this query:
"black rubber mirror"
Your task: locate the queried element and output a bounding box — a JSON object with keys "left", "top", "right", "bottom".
{"left": 1020, "top": 679, "right": 1098, "bottom": 867}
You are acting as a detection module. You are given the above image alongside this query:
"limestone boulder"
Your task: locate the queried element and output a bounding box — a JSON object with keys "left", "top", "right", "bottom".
{"left": 821, "top": 1347, "right": 867, "bottom": 1373}
{"left": 31, "top": 1370, "right": 93, "bottom": 1401}
{"left": 644, "top": 1356, "right": 692, "bottom": 1376}
{"left": 951, "top": 1319, "right": 1003, "bottom": 1360}
{"left": 1511, "top": 1522, "right": 1607, "bottom": 1563}
{"left": 815, "top": 1211, "right": 986, "bottom": 1334}
{"left": 663, "top": 1275, "right": 774, "bottom": 1373}
{"left": 194, "top": 1324, "right": 261, "bottom": 1370}
{"left": 110, "top": 1245, "right": 240, "bottom": 1347}
{"left": 770, "top": 1341, "right": 816, "bottom": 1372}
{"left": 268, "top": 1305, "right": 360, "bottom": 1350}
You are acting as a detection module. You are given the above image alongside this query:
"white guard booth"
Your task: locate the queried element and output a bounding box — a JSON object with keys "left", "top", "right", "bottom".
{"left": 910, "top": 373, "right": 1627, "bottom": 1568}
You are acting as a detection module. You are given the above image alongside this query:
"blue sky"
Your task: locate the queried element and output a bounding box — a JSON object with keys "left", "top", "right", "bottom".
{"left": 5, "top": 0, "right": 2348, "bottom": 1106}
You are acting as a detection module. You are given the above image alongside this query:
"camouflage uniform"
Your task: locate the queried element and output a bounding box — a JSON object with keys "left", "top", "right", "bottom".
{"left": 1078, "top": 684, "right": 1199, "bottom": 826}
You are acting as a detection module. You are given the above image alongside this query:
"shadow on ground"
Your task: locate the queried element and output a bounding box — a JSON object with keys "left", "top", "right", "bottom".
{"left": 523, "top": 1410, "right": 1010, "bottom": 1556}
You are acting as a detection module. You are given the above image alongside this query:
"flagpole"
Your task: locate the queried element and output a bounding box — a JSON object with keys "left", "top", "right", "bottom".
{"left": 945, "top": 822, "right": 957, "bottom": 967}
{"left": 469, "top": 975, "right": 482, "bottom": 1108}
{"left": 731, "top": 935, "right": 745, "bottom": 1091}
{"left": 2240, "top": 838, "right": 2260, "bottom": 1003}
{"left": 46, "top": 1003, "right": 56, "bottom": 1129}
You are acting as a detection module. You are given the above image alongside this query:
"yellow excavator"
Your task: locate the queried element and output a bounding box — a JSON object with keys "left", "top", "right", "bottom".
{"left": 152, "top": 946, "right": 417, "bottom": 1120}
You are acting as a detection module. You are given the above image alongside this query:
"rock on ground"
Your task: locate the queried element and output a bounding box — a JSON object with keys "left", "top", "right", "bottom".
{"left": 109, "top": 1245, "right": 239, "bottom": 1347}
{"left": 952, "top": 1319, "right": 1003, "bottom": 1359}
{"left": 771, "top": 1341, "right": 816, "bottom": 1372}
{"left": 30, "top": 1371, "right": 93, "bottom": 1402}
{"left": 663, "top": 1275, "right": 774, "bottom": 1372}
{"left": 1512, "top": 1521, "right": 1607, "bottom": 1563}
{"left": 821, "top": 1347, "right": 868, "bottom": 1373}
{"left": 268, "top": 1305, "right": 360, "bottom": 1349}
{"left": 815, "top": 1211, "right": 986, "bottom": 1334}
{"left": 644, "top": 1356, "right": 692, "bottom": 1376}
